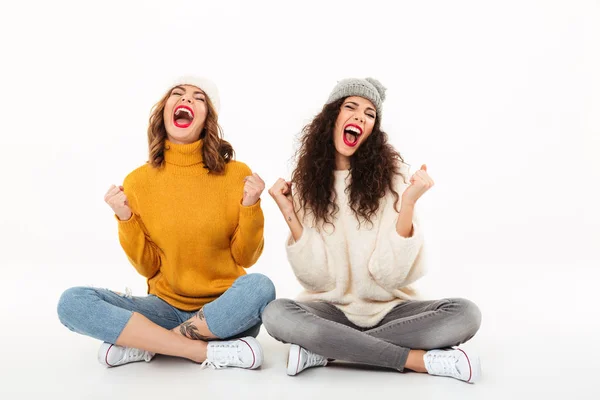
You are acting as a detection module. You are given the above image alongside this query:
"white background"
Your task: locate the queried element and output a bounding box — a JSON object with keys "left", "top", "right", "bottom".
{"left": 1, "top": 0, "right": 599, "bottom": 399}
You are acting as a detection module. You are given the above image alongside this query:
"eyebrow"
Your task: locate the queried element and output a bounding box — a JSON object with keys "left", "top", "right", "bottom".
{"left": 345, "top": 101, "right": 376, "bottom": 114}
{"left": 172, "top": 86, "right": 206, "bottom": 96}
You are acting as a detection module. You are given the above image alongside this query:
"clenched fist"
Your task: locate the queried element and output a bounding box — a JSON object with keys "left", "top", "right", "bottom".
{"left": 242, "top": 173, "right": 265, "bottom": 207}
{"left": 104, "top": 185, "right": 132, "bottom": 221}
{"left": 402, "top": 164, "right": 434, "bottom": 206}
{"left": 268, "top": 178, "right": 294, "bottom": 213}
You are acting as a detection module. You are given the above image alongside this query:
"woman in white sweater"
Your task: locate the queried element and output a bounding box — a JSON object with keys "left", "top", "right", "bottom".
{"left": 263, "top": 78, "right": 482, "bottom": 383}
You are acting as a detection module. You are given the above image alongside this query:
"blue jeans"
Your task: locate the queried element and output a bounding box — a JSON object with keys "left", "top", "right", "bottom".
{"left": 57, "top": 273, "right": 276, "bottom": 344}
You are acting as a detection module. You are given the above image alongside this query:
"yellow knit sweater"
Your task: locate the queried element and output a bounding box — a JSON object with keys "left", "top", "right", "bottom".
{"left": 117, "top": 140, "right": 264, "bottom": 310}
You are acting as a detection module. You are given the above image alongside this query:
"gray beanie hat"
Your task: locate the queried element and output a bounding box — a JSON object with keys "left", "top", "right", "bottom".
{"left": 326, "top": 77, "right": 387, "bottom": 115}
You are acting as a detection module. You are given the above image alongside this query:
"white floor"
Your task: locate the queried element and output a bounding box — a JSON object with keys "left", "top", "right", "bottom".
{"left": 3, "top": 263, "right": 599, "bottom": 400}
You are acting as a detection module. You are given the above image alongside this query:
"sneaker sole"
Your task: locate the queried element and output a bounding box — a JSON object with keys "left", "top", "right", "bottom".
{"left": 287, "top": 344, "right": 302, "bottom": 376}
{"left": 239, "top": 336, "right": 263, "bottom": 369}
{"left": 97, "top": 342, "right": 114, "bottom": 367}
{"left": 466, "top": 354, "right": 482, "bottom": 383}
{"left": 456, "top": 348, "right": 481, "bottom": 383}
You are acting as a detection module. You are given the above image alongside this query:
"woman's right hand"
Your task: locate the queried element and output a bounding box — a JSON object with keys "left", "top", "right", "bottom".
{"left": 269, "top": 178, "right": 304, "bottom": 241}
{"left": 268, "top": 178, "right": 294, "bottom": 213}
{"left": 105, "top": 185, "right": 132, "bottom": 221}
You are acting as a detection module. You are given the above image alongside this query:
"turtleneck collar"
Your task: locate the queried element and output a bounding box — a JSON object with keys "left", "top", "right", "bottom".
{"left": 164, "top": 140, "right": 204, "bottom": 167}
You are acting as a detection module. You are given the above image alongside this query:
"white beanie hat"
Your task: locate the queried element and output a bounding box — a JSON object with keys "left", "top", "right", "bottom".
{"left": 172, "top": 76, "right": 221, "bottom": 113}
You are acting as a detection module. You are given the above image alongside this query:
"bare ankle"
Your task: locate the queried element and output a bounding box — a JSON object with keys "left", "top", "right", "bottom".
{"left": 188, "top": 341, "right": 208, "bottom": 363}
{"left": 404, "top": 349, "right": 428, "bottom": 373}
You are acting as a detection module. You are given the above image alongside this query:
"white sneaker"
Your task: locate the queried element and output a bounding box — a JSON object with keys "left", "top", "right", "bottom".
{"left": 98, "top": 342, "right": 154, "bottom": 367}
{"left": 201, "top": 337, "right": 263, "bottom": 370}
{"left": 423, "top": 348, "right": 481, "bottom": 383}
{"left": 287, "top": 344, "right": 328, "bottom": 376}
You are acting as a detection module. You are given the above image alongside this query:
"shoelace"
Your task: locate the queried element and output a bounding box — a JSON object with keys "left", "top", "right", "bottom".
{"left": 200, "top": 359, "right": 228, "bottom": 370}
{"left": 305, "top": 351, "right": 327, "bottom": 368}
{"left": 124, "top": 347, "right": 145, "bottom": 362}
{"left": 429, "top": 353, "right": 460, "bottom": 377}
{"left": 200, "top": 343, "right": 243, "bottom": 370}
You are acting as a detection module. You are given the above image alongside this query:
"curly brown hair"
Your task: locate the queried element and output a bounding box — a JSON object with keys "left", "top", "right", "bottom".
{"left": 146, "top": 87, "right": 234, "bottom": 173}
{"left": 292, "top": 97, "right": 407, "bottom": 227}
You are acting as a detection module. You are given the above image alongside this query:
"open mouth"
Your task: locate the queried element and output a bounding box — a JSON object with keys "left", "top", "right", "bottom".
{"left": 343, "top": 124, "right": 363, "bottom": 147}
{"left": 173, "top": 105, "right": 195, "bottom": 128}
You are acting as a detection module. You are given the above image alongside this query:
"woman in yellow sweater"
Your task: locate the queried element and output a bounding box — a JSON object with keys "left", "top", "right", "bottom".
{"left": 57, "top": 76, "right": 275, "bottom": 370}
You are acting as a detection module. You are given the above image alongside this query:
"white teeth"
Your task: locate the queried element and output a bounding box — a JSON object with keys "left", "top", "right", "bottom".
{"left": 345, "top": 126, "right": 361, "bottom": 135}
{"left": 175, "top": 108, "right": 193, "bottom": 119}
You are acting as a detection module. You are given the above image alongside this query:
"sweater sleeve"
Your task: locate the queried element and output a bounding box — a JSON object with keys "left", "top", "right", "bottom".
{"left": 230, "top": 199, "right": 265, "bottom": 268}
{"left": 367, "top": 169, "right": 426, "bottom": 291}
{"left": 286, "top": 224, "right": 336, "bottom": 293}
{"left": 367, "top": 213, "right": 425, "bottom": 291}
{"left": 117, "top": 173, "right": 161, "bottom": 278}
{"left": 117, "top": 214, "right": 162, "bottom": 278}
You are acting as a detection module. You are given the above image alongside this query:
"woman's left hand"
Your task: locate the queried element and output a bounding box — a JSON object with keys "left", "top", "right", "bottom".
{"left": 242, "top": 173, "right": 266, "bottom": 206}
{"left": 401, "top": 164, "right": 434, "bottom": 207}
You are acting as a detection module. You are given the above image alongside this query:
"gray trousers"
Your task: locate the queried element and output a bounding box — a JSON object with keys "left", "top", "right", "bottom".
{"left": 262, "top": 298, "right": 481, "bottom": 371}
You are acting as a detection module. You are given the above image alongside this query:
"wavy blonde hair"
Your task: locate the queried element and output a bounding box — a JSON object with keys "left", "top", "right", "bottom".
{"left": 147, "top": 87, "right": 234, "bottom": 173}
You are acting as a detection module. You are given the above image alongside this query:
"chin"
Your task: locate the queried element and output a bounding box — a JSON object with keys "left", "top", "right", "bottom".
{"left": 336, "top": 145, "right": 359, "bottom": 158}
{"left": 167, "top": 126, "right": 200, "bottom": 142}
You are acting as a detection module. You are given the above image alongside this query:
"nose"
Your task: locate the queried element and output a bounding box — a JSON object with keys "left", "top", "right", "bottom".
{"left": 354, "top": 114, "right": 364, "bottom": 123}
{"left": 180, "top": 95, "right": 192, "bottom": 104}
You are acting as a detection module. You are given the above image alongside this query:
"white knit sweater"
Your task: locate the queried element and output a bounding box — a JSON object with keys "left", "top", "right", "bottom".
{"left": 286, "top": 168, "right": 426, "bottom": 327}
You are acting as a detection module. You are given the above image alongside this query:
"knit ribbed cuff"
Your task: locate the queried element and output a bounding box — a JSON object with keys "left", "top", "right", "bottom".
{"left": 116, "top": 213, "right": 141, "bottom": 235}
{"left": 239, "top": 198, "right": 263, "bottom": 217}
